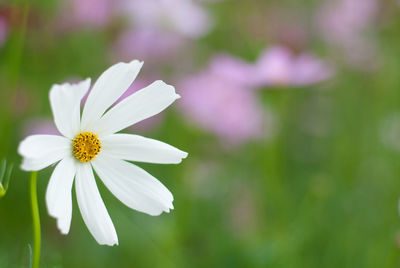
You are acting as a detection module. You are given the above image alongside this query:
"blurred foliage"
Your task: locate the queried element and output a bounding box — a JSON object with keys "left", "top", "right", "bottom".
{"left": 1, "top": 0, "right": 400, "bottom": 267}
{"left": 0, "top": 159, "right": 13, "bottom": 198}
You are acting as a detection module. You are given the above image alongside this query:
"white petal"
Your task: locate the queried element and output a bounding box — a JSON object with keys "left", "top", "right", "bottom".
{"left": 46, "top": 157, "right": 76, "bottom": 234}
{"left": 75, "top": 163, "right": 118, "bottom": 246}
{"left": 92, "top": 80, "right": 180, "bottom": 136}
{"left": 18, "top": 135, "right": 71, "bottom": 171}
{"left": 81, "top": 60, "right": 143, "bottom": 130}
{"left": 101, "top": 134, "right": 188, "bottom": 164}
{"left": 49, "top": 78, "right": 91, "bottom": 139}
{"left": 92, "top": 156, "right": 174, "bottom": 216}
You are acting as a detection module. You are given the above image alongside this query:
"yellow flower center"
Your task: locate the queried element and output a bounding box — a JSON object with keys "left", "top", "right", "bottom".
{"left": 72, "top": 132, "right": 102, "bottom": 163}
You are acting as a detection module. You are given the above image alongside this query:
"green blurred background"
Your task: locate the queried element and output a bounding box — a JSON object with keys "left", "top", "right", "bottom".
{"left": 1, "top": 0, "right": 400, "bottom": 267}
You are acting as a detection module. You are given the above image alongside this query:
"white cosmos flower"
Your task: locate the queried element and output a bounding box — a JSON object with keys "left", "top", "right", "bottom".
{"left": 18, "top": 60, "right": 188, "bottom": 246}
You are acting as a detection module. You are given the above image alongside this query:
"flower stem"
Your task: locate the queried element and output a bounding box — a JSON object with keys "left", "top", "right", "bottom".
{"left": 30, "top": 171, "right": 40, "bottom": 268}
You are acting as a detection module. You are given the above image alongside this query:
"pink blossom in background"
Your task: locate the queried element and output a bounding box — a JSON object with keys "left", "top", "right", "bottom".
{"left": 316, "top": 0, "right": 379, "bottom": 68}
{"left": 253, "top": 47, "right": 293, "bottom": 86}
{"left": 114, "top": 0, "right": 212, "bottom": 61}
{"left": 179, "top": 70, "right": 263, "bottom": 145}
{"left": 253, "top": 46, "right": 334, "bottom": 87}
{"left": 248, "top": 8, "right": 309, "bottom": 51}
{"left": 291, "top": 54, "right": 334, "bottom": 86}
{"left": 119, "top": 0, "right": 212, "bottom": 38}
{"left": 208, "top": 54, "right": 258, "bottom": 87}
{"left": 23, "top": 118, "right": 60, "bottom": 136}
{"left": 0, "top": 16, "right": 8, "bottom": 46}
{"left": 178, "top": 49, "right": 330, "bottom": 145}
{"left": 113, "top": 29, "right": 184, "bottom": 62}
{"left": 60, "top": 0, "right": 113, "bottom": 29}
{"left": 317, "top": 0, "right": 377, "bottom": 44}
{"left": 206, "top": 47, "right": 333, "bottom": 89}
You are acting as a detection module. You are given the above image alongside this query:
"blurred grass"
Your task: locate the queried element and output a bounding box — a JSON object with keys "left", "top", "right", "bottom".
{"left": 1, "top": 0, "right": 400, "bottom": 267}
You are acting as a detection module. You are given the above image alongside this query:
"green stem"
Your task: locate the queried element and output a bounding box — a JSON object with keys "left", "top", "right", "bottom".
{"left": 30, "top": 171, "right": 40, "bottom": 268}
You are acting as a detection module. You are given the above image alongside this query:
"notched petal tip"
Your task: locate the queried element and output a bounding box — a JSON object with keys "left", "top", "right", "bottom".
{"left": 154, "top": 80, "right": 179, "bottom": 95}
{"left": 49, "top": 78, "right": 92, "bottom": 96}
{"left": 173, "top": 150, "right": 188, "bottom": 164}
{"left": 154, "top": 201, "right": 174, "bottom": 216}
{"left": 20, "top": 157, "right": 42, "bottom": 172}
{"left": 17, "top": 138, "right": 29, "bottom": 156}
{"left": 19, "top": 161, "right": 31, "bottom": 172}
{"left": 81, "top": 77, "right": 92, "bottom": 88}
{"left": 132, "top": 59, "right": 144, "bottom": 66}
{"left": 18, "top": 136, "right": 39, "bottom": 157}
{"left": 174, "top": 151, "right": 188, "bottom": 164}
{"left": 180, "top": 151, "right": 189, "bottom": 159}
{"left": 47, "top": 208, "right": 71, "bottom": 235}
{"left": 57, "top": 221, "right": 70, "bottom": 235}
{"left": 123, "top": 59, "right": 144, "bottom": 70}
{"left": 164, "top": 206, "right": 174, "bottom": 214}
{"left": 100, "top": 238, "right": 119, "bottom": 247}
{"left": 158, "top": 81, "right": 181, "bottom": 102}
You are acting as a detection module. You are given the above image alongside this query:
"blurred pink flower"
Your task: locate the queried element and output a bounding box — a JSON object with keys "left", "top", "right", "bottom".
{"left": 178, "top": 49, "right": 329, "bottom": 145}
{"left": 113, "top": 29, "right": 183, "bottom": 61}
{"left": 179, "top": 70, "right": 263, "bottom": 145}
{"left": 316, "top": 0, "right": 379, "bottom": 67}
{"left": 60, "top": 0, "right": 113, "bottom": 29}
{"left": 114, "top": 0, "right": 212, "bottom": 61}
{"left": 208, "top": 54, "right": 257, "bottom": 87}
{"left": 119, "top": 0, "right": 212, "bottom": 38}
{"left": 0, "top": 16, "right": 8, "bottom": 46}
{"left": 23, "top": 118, "right": 60, "bottom": 136}
{"left": 253, "top": 46, "right": 334, "bottom": 87}
{"left": 247, "top": 8, "right": 309, "bottom": 51}
{"left": 207, "top": 48, "right": 333, "bottom": 89}
{"left": 291, "top": 54, "right": 334, "bottom": 86}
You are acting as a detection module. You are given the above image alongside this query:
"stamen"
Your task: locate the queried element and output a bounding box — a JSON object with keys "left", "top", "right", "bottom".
{"left": 72, "top": 132, "right": 102, "bottom": 163}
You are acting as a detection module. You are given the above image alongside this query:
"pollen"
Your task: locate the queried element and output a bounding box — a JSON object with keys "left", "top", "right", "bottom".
{"left": 72, "top": 132, "right": 102, "bottom": 163}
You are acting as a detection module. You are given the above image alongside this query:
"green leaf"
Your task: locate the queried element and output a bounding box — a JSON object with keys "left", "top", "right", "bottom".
{"left": 0, "top": 159, "right": 6, "bottom": 184}
{"left": 0, "top": 159, "right": 13, "bottom": 198}
{"left": 3, "top": 162, "right": 13, "bottom": 192}
{"left": 26, "top": 244, "right": 33, "bottom": 268}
